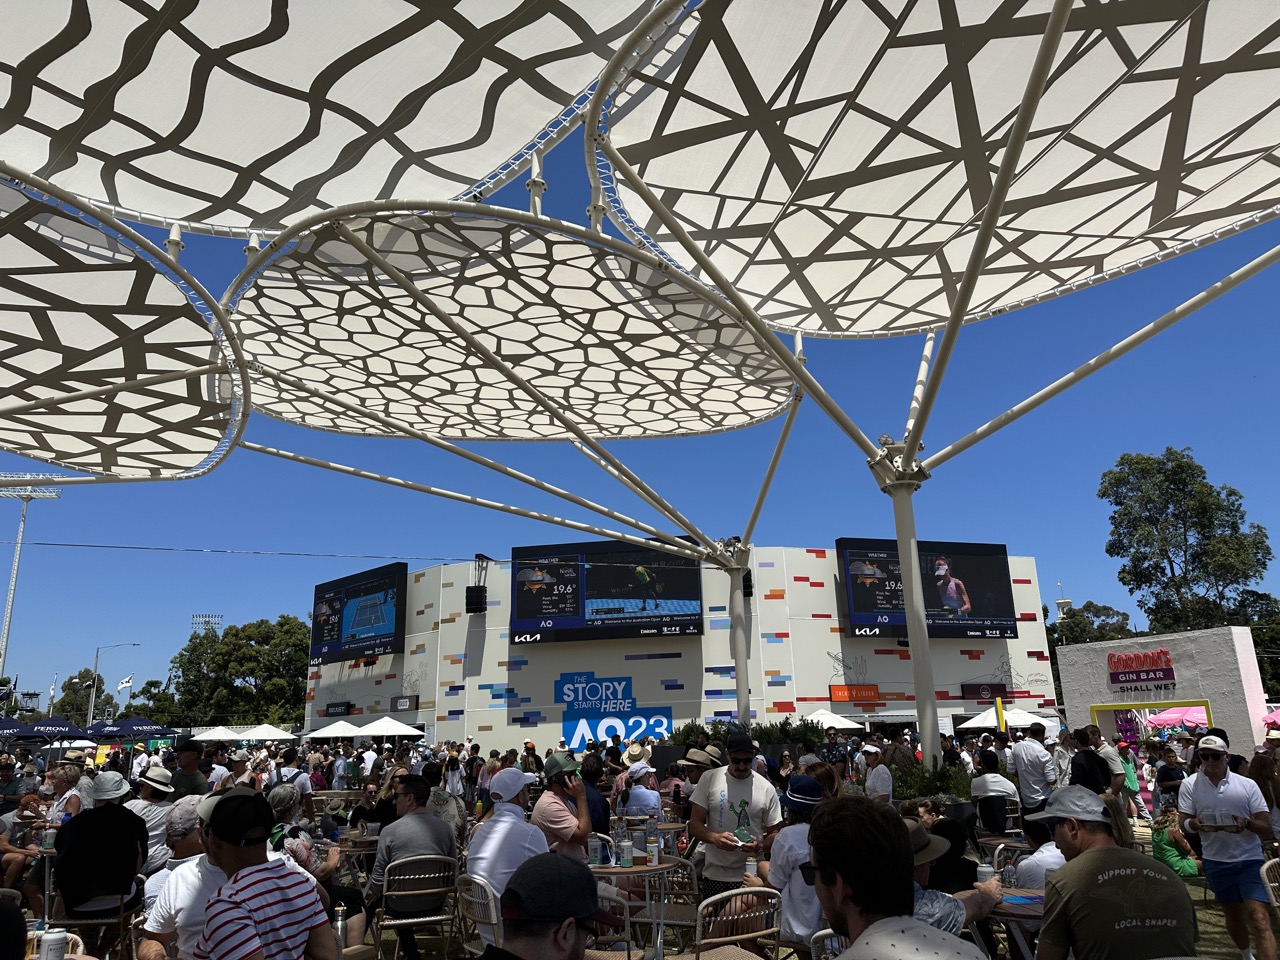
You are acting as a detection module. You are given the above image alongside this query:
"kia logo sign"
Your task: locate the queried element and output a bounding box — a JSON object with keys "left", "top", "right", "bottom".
{"left": 513, "top": 633, "right": 541, "bottom": 644}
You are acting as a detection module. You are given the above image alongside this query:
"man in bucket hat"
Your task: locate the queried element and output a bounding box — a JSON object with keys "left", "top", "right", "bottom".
{"left": 1030, "top": 785, "right": 1195, "bottom": 960}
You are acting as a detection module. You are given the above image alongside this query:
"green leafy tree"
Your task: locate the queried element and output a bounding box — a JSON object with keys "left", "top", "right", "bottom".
{"left": 162, "top": 614, "right": 309, "bottom": 727}
{"left": 1098, "top": 447, "right": 1272, "bottom": 632}
{"left": 1047, "top": 601, "right": 1134, "bottom": 648}
{"left": 51, "top": 668, "right": 117, "bottom": 725}
{"left": 126, "top": 678, "right": 181, "bottom": 727}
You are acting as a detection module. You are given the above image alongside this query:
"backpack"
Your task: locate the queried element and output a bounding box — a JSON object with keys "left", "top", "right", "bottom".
{"left": 267, "top": 767, "right": 306, "bottom": 798}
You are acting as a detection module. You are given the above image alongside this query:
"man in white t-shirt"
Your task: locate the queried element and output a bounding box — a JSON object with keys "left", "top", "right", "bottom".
{"left": 861, "top": 745, "right": 892, "bottom": 804}
{"left": 1178, "top": 734, "right": 1275, "bottom": 960}
{"left": 809, "top": 795, "right": 984, "bottom": 960}
{"left": 689, "top": 732, "right": 782, "bottom": 899}
{"left": 130, "top": 744, "right": 152, "bottom": 783}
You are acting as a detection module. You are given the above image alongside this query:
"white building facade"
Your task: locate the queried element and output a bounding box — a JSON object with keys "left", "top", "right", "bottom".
{"left": 307, "top": 546, "right": 1053, "bottom": 746}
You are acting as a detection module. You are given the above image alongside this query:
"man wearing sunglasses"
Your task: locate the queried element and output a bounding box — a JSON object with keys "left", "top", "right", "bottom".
{"left": 1179, "top": 734, "right": 1275, "bottom": 960}
{"left": 1028, "top": 785, "right": 1196, "bottom": 960}
{"left": 688, "top": 732, "right": 782, "bottom": 899}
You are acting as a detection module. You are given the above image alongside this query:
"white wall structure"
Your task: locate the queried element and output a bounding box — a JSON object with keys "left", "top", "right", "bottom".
{"left": 308, "top": 548, "right": 1053, "bottom": 746}
{"left": 1056, "top": 627, "right": 1266, "bottom": 752}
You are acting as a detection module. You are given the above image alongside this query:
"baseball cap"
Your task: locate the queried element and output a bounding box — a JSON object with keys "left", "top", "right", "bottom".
{"left": 1025, "top": 785, "right": 1111, "bottom": 824}
{"left": 91, "top": 771, "right": 131, "bottom": 801}
{"left": 626, "top": 760, "right": 656, "bottom": 780}
{"left": 206, "top": 787, "right": 274, "bottom": 845}
{"left": 229, "top": 749, "right": 252, "bottom": 763}
{"left": 166, "top": 795, "right": 203, "bottom": 842}
{"left": 501, "top": 853, "right": 623, "bottom": 931}
{"left": 1116, "top": 741, "right": 1130, "bottom": 749}
{"left": 544, "top": 753, "right": 581, "bottom": 779}
{"left": 1198, "top": 735, "right": 1229, "bottom": 754}
{"left": 490, "top": 768, "right": 536, "bottom": 803}
{"left": 175, "top": 737, "right": 201, "bottom": 754}
{"left": 725, "top": 733, "right": 754, "bottom": 755}
{"left": 904, "top": 817, "right": 951, "bottom": 866}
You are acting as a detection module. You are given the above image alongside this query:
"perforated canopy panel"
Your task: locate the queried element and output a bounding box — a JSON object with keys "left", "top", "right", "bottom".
{"left": 232, "top": 209, "right": 793, "bottom": 440}
{"left": 0, "top": 0, "right": 649, "bottom": 231}
{"left": 601, "top": 0, "right": 1280, "bottom": 338}
{"left": 0, "top": 180, "right": 243, "bottom": 477}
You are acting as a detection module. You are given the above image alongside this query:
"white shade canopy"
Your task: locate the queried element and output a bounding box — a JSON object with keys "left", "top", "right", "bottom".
{"left": 0, "top": 1, "right": 653, "bottom": 232}
{"left": 958, "top": 707, "right": 1046, "bottom": 730}
{"left": 805, "top": 709, "right": 864, "bottom": 732}
{"left": 231, "top": 207, "right": 793, "bottom": 440}
{"left": 239, "top": 723, "right": 296, "bottom": 741}
{"left": 600, "top": 0, "right": 1280, "bottom": 338}
{"left": 306, "top": 720, "right": 365, "bottom": 740}
{"left": 355, "top": 716, "right": 424, "bottom": 738}
{"left": 193, "top": 726, "right": 244, "bottom": 742}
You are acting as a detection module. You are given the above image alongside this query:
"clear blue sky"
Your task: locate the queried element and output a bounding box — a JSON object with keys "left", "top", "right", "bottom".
{"left": 4, "top": 126, "right": 1279, "bottom": 708}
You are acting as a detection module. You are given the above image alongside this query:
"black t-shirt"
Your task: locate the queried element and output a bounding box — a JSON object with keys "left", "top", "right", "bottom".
{"left": 942, "top": 747, "right": 962, "bottom": 767}
{"left": 54, "top": 803, "right": 148, "bottom": 908}
{"left": 1069, "top": 750, "right": 1112, "bottom": 794}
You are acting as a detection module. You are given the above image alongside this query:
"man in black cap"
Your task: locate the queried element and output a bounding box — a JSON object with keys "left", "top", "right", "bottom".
{"left": 485, "top": 852, "right": 623, "bottom": 960}
{"left": 195, "top": 787, "right": 335, "bottom": 960}
{"left": 169, "top": 738, "right": 209, "bottom": 801}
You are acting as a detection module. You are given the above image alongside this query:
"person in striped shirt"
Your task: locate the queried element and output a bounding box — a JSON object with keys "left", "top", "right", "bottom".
{"left": 194, "top": 788, "right": 336, "bottom": 960}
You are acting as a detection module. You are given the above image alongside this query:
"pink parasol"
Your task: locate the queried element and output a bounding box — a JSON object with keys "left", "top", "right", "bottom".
{"left": 1146, "top": 705, "right": 1207, "bottom": 728}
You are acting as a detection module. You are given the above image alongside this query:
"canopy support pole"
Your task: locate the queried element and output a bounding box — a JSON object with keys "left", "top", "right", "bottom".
{"left": 247, "top": 362, "right": 696, "bottom": 553}
{"left": 743, "top": 389, "right": 802, "bottom": 546}
{"left": 527, "top": 149, "right": 547, "bottom": 217}
{"left": 335, "top": 224, "right": 728, "bottom": 564}
{"left": 597, "top": 142, "right": 880, "bottom": 462}
{"left": 901, "top": 0, "right": 1073, "bottom": 468}
{"left": 726, "top": 545, "right": 752, "bottom": 727}
{"left": 925, "top": 237, "right": 1280, "bottom": 470}
{"left": 885, "top": 478, "right": 937, "bottom": 764}
{"left": 241, "top": 442, "right": 707, "bottom": 561}
{"left": 903, "top": 333, "right": 936, "bottom": 442}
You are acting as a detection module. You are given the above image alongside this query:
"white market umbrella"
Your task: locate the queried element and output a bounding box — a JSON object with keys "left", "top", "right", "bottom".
{"left": 193, "top": 726, "right": 243, "bottom": 741}
{"left": 958, "top": 706, "right": 1045, "bottom": 730}
{"left": 48, "top": 738, "right": 97, "bottom": 749}
{"left": 308, "top": 720, "right": 364, "bottom": 739}
{"left": 805, "top": 709, "right": 864, "bottom": 731}
{"left": 239, "top": 723, "right": 296, "bottom": 741}
{"left": 356, "top": 716, "right": 423, "bottom": 739}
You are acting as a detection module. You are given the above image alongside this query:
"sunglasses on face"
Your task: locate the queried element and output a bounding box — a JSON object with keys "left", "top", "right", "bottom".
{"left": 1199, "top": 751, "right": 1226, "bottom": 761}
{"left": 728, "top": 756, "right": 754, "bottom": 767}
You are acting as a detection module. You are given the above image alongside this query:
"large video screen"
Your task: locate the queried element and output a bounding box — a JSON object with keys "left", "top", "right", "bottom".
{"left": 310, "top": 562, "right": 408, "bottom": 665}
{"left": 835, "top": 538, "right": 1018, "bottom": 640}
{"left": 510, "top": 540, "right": 703, "bottom": 644}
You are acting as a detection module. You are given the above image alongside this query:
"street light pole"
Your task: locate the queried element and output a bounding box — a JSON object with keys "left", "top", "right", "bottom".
{"left": 0, "top": 475, "right": 61, "bottom": 686}
{"left": 86, "top": 642, "right": 140, "bottom": 728}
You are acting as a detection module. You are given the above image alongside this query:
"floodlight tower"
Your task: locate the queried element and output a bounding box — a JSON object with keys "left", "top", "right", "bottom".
{"left": 0, "top": 475, "right": 61, "bottom": 686}
{"left": 192, "top": 613, "right": 223, "bottom": 634}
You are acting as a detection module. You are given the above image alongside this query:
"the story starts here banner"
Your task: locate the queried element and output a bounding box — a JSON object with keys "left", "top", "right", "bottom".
{"left": 556, "top": 670, "right": 672, "bottom": 749}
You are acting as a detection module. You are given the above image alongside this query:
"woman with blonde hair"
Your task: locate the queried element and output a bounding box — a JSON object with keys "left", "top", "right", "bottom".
{"left": 1151, "top": 802, "right": 1201, "bottom": 877}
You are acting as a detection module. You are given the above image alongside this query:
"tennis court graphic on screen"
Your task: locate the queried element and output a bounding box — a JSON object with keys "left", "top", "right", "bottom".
{"left": 310, "top": 562, "right": 408, "bottom": 665}
{"left": 510, "top": 539, "right": 703, "bottom": 644}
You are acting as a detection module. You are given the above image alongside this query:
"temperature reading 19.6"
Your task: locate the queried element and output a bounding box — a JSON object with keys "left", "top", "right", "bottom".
{"left": 554, "top": 584, "right": 575, "bottom": 594}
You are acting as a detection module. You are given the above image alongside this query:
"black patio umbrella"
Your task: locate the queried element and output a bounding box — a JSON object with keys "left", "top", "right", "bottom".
{"left": 31, "top": 716, "right": 87, "bottom": 740}
{"left": 0, "top": 716, "right": 37, "bottom": 739}
{"left": 114, "top": 716, "right": 178, "bottom": 739}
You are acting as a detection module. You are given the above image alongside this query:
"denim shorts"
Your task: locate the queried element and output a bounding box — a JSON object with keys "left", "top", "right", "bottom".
{"left": 1204, "top": 858, "right": 1269, "bottom": 905}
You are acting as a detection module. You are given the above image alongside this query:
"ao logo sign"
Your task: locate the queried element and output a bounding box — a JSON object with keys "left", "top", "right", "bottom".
{"left": 557, "top": 671, "right": 672, "bottom": 750}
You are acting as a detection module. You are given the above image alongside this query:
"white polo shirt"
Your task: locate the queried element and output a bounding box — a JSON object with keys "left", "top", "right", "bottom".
{"left": 465, "top": 802, "right": 549, "bottom": 944}
{"left": 1179, "top": 770, "right": 1268, "bottom": 862}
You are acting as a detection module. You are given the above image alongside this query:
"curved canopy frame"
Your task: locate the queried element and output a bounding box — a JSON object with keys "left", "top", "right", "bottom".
{"left": 0, "top": 163, "right": 250, "bottom": 488}
{"left": 0, "top": 0, "right": 653, "bottom": 235}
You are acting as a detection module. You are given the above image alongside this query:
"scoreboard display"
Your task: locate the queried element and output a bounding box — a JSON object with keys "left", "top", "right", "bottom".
{"left": 510, "top": 539, "right": 703, "bottom": 644}
{"left": 309, "top": 562, "right": 408, "bottom": 665}
{"left": 835, "top": 537, "right": 1018, "bottom": 640}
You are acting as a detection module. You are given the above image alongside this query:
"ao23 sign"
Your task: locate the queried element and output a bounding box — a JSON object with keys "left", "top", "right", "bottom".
{"left": 557, "top": 671, "right": 671, "bottom": 749}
